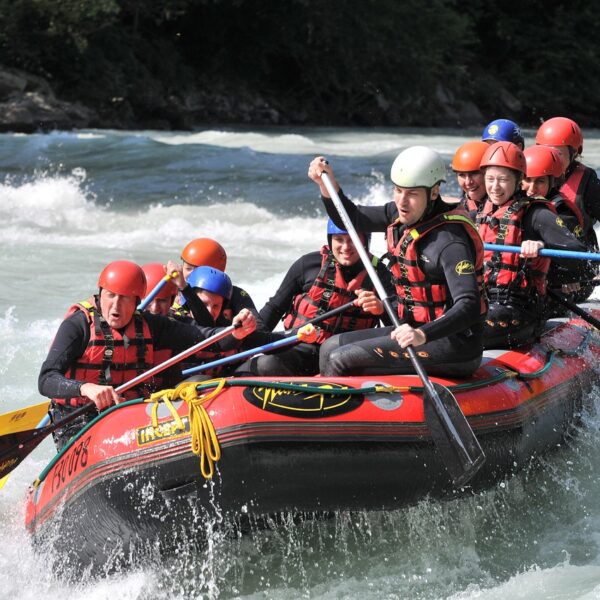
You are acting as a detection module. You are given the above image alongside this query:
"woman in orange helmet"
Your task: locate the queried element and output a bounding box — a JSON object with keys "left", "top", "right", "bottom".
{"left": 450, "top": 140, "right": 489, "bottom": 218}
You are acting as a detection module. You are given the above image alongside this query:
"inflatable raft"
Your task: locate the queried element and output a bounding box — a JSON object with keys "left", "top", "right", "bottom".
{"left": 24, "top": 312, "right": 600, "bottom": 575}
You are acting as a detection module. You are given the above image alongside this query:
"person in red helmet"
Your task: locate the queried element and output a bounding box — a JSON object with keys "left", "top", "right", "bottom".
{"left": 39, "top": 260, "right": 257, "bottom": 449}
{"left": 535, "top": 117, "right": 600, "bottom": 255}
{"left": 140, "top": 262, "right": 179, "bottom": 317}
{"left": 522, "top": 145, "right": 597, "bottom": 305}
{"left": 476, "top": 142, "right": 588, "bottom": 348}
{"left": 450, "top": 140, "right": 489, "bottom": 218}
{"left": 171, "top": 237, "right": 260, "bottom": 327}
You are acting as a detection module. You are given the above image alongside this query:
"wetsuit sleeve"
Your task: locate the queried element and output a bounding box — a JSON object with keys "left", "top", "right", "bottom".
{"left": 259, "top": 253, "right": 321, "bottom": 331}
{"left": 38, "top": 311, "right": 90, "bottom": 399}
{"left": 524, "top": 204, "right": 589, "bottom": 273}
{"left": 321, "top": 189, "right": 397, "bottom": 233}
{"left": 419, "top": 230, "right": 483, "bottom": 342}
{"left": 180, "top": 284, "right": 215, "bottom": 326}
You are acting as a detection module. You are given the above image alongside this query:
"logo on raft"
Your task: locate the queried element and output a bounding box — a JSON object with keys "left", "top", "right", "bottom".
{"left": 136, "top": 416, "right": 191, "bottom": 446}
{"left": 243, "top": 382, "right": 363, "bottom": 418}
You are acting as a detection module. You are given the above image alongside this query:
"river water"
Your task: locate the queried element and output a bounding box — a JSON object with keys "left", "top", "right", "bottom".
{"left": 2, "top": 127, "right": 600, "bottom": 599}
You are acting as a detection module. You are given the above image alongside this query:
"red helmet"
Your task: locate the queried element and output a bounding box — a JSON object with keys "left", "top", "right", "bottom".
{"left": 98, "top": 260, "right": 146, "bottom": 298}
{"left": 523, "top": 145, "right": 564, "bottom": 178}
{"left": 479, "top": 141, "right": 527, "bottom": 175}
{"left": 451, "top": 141, "right": 489, "bottom": 172}
{"left": 535, "top": 117, "right": 583, "bottom": 154}
{"left": 141, "top": 263, "right": 178, "bottom": 300}
{"left": 181, "top": 238, "right": 227, "bottom": 271}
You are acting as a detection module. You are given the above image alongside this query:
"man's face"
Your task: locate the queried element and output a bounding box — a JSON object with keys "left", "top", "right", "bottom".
{"left": 99, "top": 289, "right": 137, "bottom": 329}
{"left": 197, "top": 289, "right": 224, "bottom": 321}
{"left": 146, "top": 296, "right": 174, "bottom": 317}
{"left": 393, "top": 186, "right": 429, "bottom": 225}
{"left": 331, "top": 234, "right": 360, "bottom": 267}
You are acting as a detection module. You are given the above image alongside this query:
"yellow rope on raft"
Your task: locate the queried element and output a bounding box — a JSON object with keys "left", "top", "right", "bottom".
{"left": 146, "top": 379, "right": 228, "bottom": 479}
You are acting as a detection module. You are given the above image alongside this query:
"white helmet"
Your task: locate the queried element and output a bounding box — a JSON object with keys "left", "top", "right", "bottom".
{"left": 390, "top": 146, "right": 447, "bottom": 189}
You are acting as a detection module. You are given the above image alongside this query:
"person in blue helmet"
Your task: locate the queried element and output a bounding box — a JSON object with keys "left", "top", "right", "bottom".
{"left": 165, "top": 265, "right": 248, "bottom": 377}
{"left": 235, "top": 219, "right": 394, "bottom": 376}
{"left": 482, "top": 118, "right": 524, "bottom": 149}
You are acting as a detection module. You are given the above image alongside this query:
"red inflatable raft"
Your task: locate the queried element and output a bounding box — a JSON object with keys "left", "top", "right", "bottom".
{"left": 24, "top": 313, "right": 600, "bottom": 576}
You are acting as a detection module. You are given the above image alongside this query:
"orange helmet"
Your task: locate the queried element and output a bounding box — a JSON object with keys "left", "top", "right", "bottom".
{"left": 535, "top": 117, "right": 583, "bottom": 154}
{"left": 98, "top": 260, "right": 146, "bottom": 298}
{"left": 451, "top": 141, "right": 489, "bottom": 172}
{"left": 141, "top": 263, "right": 178, "bottom": 300}
{"left": 480, "top": 141, "right": 527, "bottom": 175}
{"left": 181, "top": 238, "right": 227, "bottom": 271}
{"left": 523, "top": 146, "right": 564, "bottom": 179}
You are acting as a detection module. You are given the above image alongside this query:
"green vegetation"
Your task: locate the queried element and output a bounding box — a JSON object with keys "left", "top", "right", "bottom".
{"left": 1, "top": 0, "right": 599, "bottom": 127}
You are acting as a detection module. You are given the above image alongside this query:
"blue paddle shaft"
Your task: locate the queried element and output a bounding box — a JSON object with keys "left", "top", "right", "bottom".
{"left": 484, "top": 243, "right": 600, "bottom": 262}
{"left": 137, "top": 277, "right": 169, "bottom": 310}
{"left": 182, "top": 334, "right": 300, "bottom": 376}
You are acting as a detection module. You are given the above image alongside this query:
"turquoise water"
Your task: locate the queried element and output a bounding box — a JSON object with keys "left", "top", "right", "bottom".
{"left": 2, "top": 127, "right": 600, "bottom": 599}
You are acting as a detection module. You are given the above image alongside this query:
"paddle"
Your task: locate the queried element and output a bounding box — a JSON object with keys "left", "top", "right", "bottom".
{"left": 138, "top": 271, "right": 178, "bottom": 311}
{"left": 320, "top": 172, "right": 485, "bottom": 486}
{"left": 180, "top": 301, "right": 357, "bottom": 377}
{"left": 0, "top": 323, "right": 241, "bottom": 480}
{"left": 547, "top": 289, "right": 600, "bottom": 330}
{"left": 0, "top": 401, "right": 51, "bottom": 437}
{"left": 484, "top": 243, "right": 600, "bottom": 262}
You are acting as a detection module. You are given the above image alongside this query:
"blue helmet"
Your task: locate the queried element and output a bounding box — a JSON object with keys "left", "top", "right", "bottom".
{"left": 327, "top": 218, "right": 348, "bottom": 235}
{"left": 184, "top": 266, "right": 233, "bottom": 302}
{"left": 326, "top": 218, "right": 370, "bottom": 247}
{"left": 482, "top": 119, "right": 524, "bottom": 147}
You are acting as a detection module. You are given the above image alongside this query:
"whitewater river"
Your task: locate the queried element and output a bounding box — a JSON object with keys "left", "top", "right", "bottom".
{"left": 2, "top": 126, "right": 600, "bottom": 599}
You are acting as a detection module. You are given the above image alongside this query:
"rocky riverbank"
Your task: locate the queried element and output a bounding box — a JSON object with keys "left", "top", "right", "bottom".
{"left": 0, "top": 65, "right": 523, "bottom": 133}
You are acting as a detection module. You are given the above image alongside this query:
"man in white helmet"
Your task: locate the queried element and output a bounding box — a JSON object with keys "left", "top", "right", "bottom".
{"left": 307, "top": 146, "right": 487, "bottom": 377}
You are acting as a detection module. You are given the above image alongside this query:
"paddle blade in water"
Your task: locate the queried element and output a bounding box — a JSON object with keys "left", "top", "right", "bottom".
{"left": 424, "top": 382, "right": 485, "bottom": 486}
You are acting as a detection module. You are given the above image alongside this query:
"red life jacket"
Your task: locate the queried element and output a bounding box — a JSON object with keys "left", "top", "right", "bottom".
{"left": 557, "top": 162, "right": 593, "bottom": 239}
{"left": 54, "top": 297, "right": 156, "bottom": 407}
{"left": 476, "top": 196, "right": 552, "bottom": 297}
{"left": 282, "top": 246, "right": 379, "bottom": 344}
{"left": 387, "top": 208, "right": 487, "bottom": 325}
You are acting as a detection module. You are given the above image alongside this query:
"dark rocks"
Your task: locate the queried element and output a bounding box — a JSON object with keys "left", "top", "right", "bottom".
{"left": 0, "top": 66, "right": 97, "bottom": 132}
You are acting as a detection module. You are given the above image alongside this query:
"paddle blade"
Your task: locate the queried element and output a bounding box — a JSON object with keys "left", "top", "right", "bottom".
{"left": 0, "top": 428, "right": 47, "bottom": 479}
{"left": 424, "top": 383, "right": 485, "bottom": 487}
{"left": 0, "top": 401, "right": 50, "bottom": 436}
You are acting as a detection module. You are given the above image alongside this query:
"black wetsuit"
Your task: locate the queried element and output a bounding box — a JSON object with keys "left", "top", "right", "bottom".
{"left": 39, "top": 311, "right": 241, "bottom": 449}
{"left": 236, "top": 250, "right": 394, "bottom": 376}
{"left": 319, "top": 191, "right": 485, "bottom": 377}
{"left": 480, "top": 200, "right": 589, "bottom": 348}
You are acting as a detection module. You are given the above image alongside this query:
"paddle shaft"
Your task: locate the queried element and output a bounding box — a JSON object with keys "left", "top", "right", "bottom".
{"left": 182, "top": 300, "right": 357, "bottom": 376}
{"left": 137, "top": 272, "right": 177, "bottom": 311}
{"left": 321, "top": 173, "right": 483, "bottom": 481}
{"left": 484, "top": 243, "right": 600, "bottom": 262}
{"left": 117, "top": 323, "right": 239, "bottom": 393}
{"left": 547, "top": 289, "right": 600, "bottom": 329}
